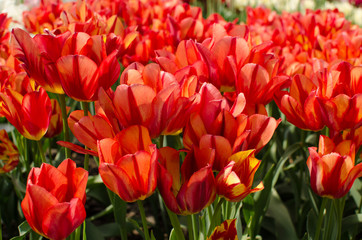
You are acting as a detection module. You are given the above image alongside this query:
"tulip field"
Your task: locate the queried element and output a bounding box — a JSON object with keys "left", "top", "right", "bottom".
{"left": 0, "top": 0, "right": 362, "bottom": 239}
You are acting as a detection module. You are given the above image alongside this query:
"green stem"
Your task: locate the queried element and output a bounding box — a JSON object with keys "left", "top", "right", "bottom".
{"left": 207, "top": 198, "right": 225, "bottom": 236}
{"left": 107, "top": 190, "right": 127, "bottom": 240}
{"left": 58, "top": 94, "right": 71, "bottom": 158}
{"left": 187, "top": 215, "right": 194, "bottom": 240}
{"left": 165, "top": 207, "right": 185, "bottom": 240}
{"left": 81, "top": 102, "right": 89, "bottom": 171}
{"left": 314, "top": 197, "right": 327, "bottom": 240}
{"left": 0, "top": 207, "right": 3, "bottom": 240}
{"left": 334, "top": 197, "right": 346, "bottom": 240}
{"left": 36, "top": 140, "right": 46, "bottom": 165}
{"left": 191, "top": 214, "right": 198, "bottom": 240}
{"left": 83, "top": 220, "right": 87, "bottom": 240}
{"left": 74, "top": 225, "right": 81, "bottom": 240}
{"left": 323, "top": 199, "right": 333, "bottom": 240}
{"left": 48, "top": 138, "right": 53, "bottom": 165}
{"left": 137, "top": 200, "right": 150, "bottom": 240}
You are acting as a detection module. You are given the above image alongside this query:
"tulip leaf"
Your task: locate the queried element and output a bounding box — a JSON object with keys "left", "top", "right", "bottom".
{"left": 272, "top": 142, "right": 301, "bottom": 187}
{"left": 18, "top": 221, "right": 31, "bottom": 236}
{"left": 169, "top": 228, "right": 177, "bottom": 240}
{"left": 306, "top": 210, "right": 317, "bottom": 240}
{"left": 266, "top": 189, "right": 298, "bottom": 240}
{"left": 341, "top": 214, "right": 362, "bottom": 237}
{"left": 9, "top": 221, "right": 31, "bottom": 240}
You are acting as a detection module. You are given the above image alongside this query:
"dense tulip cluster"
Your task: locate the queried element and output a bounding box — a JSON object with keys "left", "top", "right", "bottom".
{"left": 0, "top": 0, "right": 361, "bottom": 239}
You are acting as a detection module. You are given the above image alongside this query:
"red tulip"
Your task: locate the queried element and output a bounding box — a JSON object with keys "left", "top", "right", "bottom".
{"left": 98, "top": 125, "right": 158, "bottom": 202}
{"left": 21, "top": 159, "right": 88, "bottom": 240}
{"left": 44, "top": 99, "right": 63, "bottom": 138}
{"left": 0, "top": 88, "right": 52, "bottom": 140}
{"left": 0, "top": 129, "right": 19, "bottom": 174}
{"left": 275, "top": 74, "right": 324, "bottom": 131}
{"left": 158, "top": 146, "right": 216, "bottom": 215}
{"left": 207, "top": 219, "right": 238, "bottom": 240}
{"left": 216, "top": 150, "right": 263, "bottom": 202}
{"left": 11, "top": 28, "right": 70, "bottom": 94}
{"left": 56, "top": 32, "right": 120, "bottom": 101}
{"left": 307, "top": 135, "right": 362, "bottom": 198}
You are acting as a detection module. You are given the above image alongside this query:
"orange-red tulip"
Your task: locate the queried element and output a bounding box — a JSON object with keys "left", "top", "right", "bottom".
{"left": 207, "top": 219, "right": 238, "bottom": 240}
{"left": 21, "top": 159, "right": 88, "bottom": 240}
{"left": 11, "top": 28, "right": 70, "bottom": 94}
{"left": 307, "top": 135, "right": 362, "bottom": 198}
{"left": 56, "top": 32, "right": 120, "bottom": 101}
{"left": 216, "top": 150, "right": 263, "bottom": 202}
{"left": 97, "top": 125, "right": 157, "bottom": 202}
{"left": 0, "top": 129, "right": 19, "bottom": 174}
{"left": 158, "top": 146, "right": 216, "bottom": 215}
{"left": 275, "top": 74, "right": 324, "bottom": 131}
{"left": 0, "top": 88, "right": 52, "bottom": 140}
{"left": 44, "top": 99, "right": 63, "bottom": 138}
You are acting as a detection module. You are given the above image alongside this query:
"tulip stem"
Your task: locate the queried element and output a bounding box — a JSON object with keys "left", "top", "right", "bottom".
{"left": 207, "top": 198, "right": 225, "bottom": 237}
{"left": 137, "top": 200, "right": 150, "bottom": 240}
{"left": 81, "top": 102, "right": 89, "bottom": 171}
{"left": 165, "top": 207, "right": 185, "bottom": 240}
{"left": 314, "top": 197, "right": 327, "bottom": 240}
{"left": 187, "top": 215, "right": 194, "bottom": 240}
{"left": 58, "top": 94, "right": 71, "bottom": 158}
{"left": 334, "top": 196, "right": 346, "bottom": 240}
{"left": 323, "top": 199, "right": 333, "bottom": 240}
{"left": 0, "top": 208, "right": 2, "bottom": 240}
{"left": 36, "top": 140, "right": 46, "bottom": 165}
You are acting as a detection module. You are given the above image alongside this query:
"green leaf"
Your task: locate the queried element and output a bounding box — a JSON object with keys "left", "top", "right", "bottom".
{"left": 150, "top": 230, "right": 156, "bottom": 240}
{"left": 10, "top": 221, "right": 32, "bottom": 240}
{"left": 266, "top": 189, "right": 298, "bottom": 240}
{"left": 272, "top": 142, "right": 302, "bottom": 187}
{"left": 169, "top": 228, "right": 177, "bottom": 240}
{"left": 242, "top": 195, "right": 254, "bottom": 223}
{"left": 306, "top": 210, "right": 317, "bottom": 240}
{"left": 18, "top": 221, "right": 31, "bottom": 235}
{"left": 85, "top": 220, "right": 105, "bottom": 240}
{"left": 342, "top": 213, "right": 362, "bottom": 237}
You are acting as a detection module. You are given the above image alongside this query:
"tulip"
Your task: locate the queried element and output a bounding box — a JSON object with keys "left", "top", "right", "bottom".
{"left": 275, "top": 74, "right": 325, "bottom": 131}
{"left": 98, "top": 62, "right": 196, "bottom": 138}
{"left": 56, "top": 32, "right": 120, "bottom": 101}
{"left": 216, "top": 150, "right": 264, "bottom": 202}
{"left": 183, "top": 83, "right": 280, "bottom": 154}
{"left": 307, "top": 135, "right": 362, "bottom": 198}
{"left": 0, "top": 129, "right": 19, "bottom": 174}
{"left": 44, "top": 99, "right": 63, "bottom": 138}
{"left": 0, "top": 88, "right": 52, "bottom": 140}
{"left": 21, "top": 159, "right": 88, "bottom": 240}
{"left": 207, "top": 219, "right": 238, "bottom": 240}
{"left": 158, "top": 146, "right": 216, "bottom": 215}
{"left": 11, "top": 28, "right": 70, "bottom": 94}
{"left": 97, "top": 125, "right": 157, "bottom": 202}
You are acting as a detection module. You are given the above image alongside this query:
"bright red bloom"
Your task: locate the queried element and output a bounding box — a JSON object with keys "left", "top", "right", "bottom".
{"left": 183, "top": 83, "right": 280, "bottom": 154}
{"left": 21, "top": 159, "right": 88, "bottom": 240}
{"left": 0, "top": 88, "right": 52, "bottom": 140}
{"left": 55, "top": 32, "right": 120, "bottom": 101}
{"left": 275, "top": 74, "right": 324, "bottom": 131}
{"left": 44, "top": 99, "right": 63, "bottom": 138}
{"left": 67, "top": 110, "right": 115, "bottom": 152}
{"left": 11, "top": 28, "right": 70, "bottom": 94}
{"left": 157, "top": 146, "right": 216, "bottom": 215}
{"left": 98, "top": 62, "right": 196, "bottom": 138}
{"left": 216, "top": 150, "right": 263, "bottom": 202}
{"left": 307, "top": 135, "right": 362, "bottom": 198}
{"left": 97, "top": 125, "right": 158, "bottom": 202}
{"left": 207, "top": 219, "right": 238, "bottom": 240}
{"left": 0, "top": 129, "right": 19, "bottom": 174}
{"left": 315, "top": 63, "right": 362, "bottom": 133}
